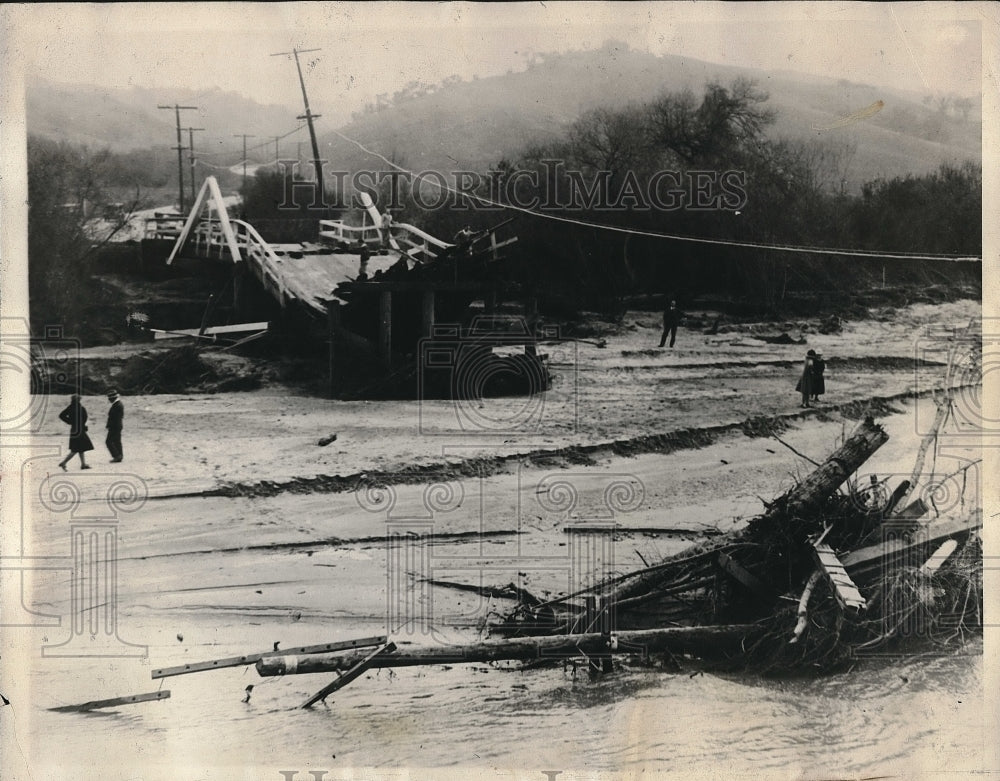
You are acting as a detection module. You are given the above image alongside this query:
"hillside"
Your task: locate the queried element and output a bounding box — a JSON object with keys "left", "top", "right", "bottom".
{"left": 319, "top": 46, "right": 980, "bottom": 192}
{"left": 25, "top": 45, "right": 980, "bottom": 193}
{"left": 26, "top": 78, "right": 304, "bottom": 159}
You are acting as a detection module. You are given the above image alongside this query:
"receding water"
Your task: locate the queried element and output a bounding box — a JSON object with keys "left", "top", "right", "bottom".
{"left": 23, "top": 631, "right": 983, "bottom": 779}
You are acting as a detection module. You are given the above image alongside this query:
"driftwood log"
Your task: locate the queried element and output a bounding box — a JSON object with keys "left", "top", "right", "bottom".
{"left": 605, "top": 417, "right": 889, "bottom": 606}
{"left": 256, "top": 625, "right": 755, "bottom": 677}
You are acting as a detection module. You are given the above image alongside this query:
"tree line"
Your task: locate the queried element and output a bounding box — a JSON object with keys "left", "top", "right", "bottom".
{"left": 27, "top": 78, "right": 981, "bottom": 339}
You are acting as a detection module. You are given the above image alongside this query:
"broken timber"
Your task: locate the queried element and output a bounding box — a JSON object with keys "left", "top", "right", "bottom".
{"left": 811, "top": 542, "right": 866, "bottom": 613}
{"left": 605, "top": 417, "right": 889, "bottom": 606}
{"left": 301, "top": 642, "right": 397, "bottom": 708}
{"left": 151, "top": 635, "right": 387, "bottom": 679}
{"left": 48, "top": 690, "right": 170, "bottom": 713}
{"left": 841, "top": 511, "right": 981, "bottom": 581}
{"left": 256, "top": 625, "right": 755, "bottom": 677}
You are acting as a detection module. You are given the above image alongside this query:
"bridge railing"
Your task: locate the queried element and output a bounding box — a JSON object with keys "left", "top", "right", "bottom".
{"left": 231, "top": 219, "right": 289, "bottom": 305}
{"left": 318, "top": 219, "right": 453, "bottom": 263}
{"left": 180, "top": 217, "right": 289, "bottom": 305}
{"left": 144, "top": 215, "right": 185, "bottom": 240}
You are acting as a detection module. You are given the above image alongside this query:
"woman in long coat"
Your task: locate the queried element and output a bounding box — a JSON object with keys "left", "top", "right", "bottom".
{"left": 796, "top": 349, "right": 816, "bottom": 408}
{"left": 57, "top": 394, "right": 94, "bottom": 470}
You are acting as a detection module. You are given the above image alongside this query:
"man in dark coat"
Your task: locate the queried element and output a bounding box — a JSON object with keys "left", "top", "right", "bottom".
{"left": 811, "top": 350, "right": 826, "bottom": 401}
{"left": 106, "top": 389, "right": 124, "bottom": 463}
{"left": 659, "top": 299, "right": 681, "bottom": 348}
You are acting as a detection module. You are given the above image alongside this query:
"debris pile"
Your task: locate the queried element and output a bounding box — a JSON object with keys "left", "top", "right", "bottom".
{"left": 489, "top": 415, "right": 981, "bottom": 673}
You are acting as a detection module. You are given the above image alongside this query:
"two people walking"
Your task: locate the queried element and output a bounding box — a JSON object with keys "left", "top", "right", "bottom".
{"left": 796, "top": 349, "right": 826, "bottom": 408}
{"left": 57, "top": 390, "right": 124, "bottom": 470}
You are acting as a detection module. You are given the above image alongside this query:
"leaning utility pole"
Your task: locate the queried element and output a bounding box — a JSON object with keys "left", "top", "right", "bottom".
{"left": 271, "top": 47, "right": 324, "bottom": 203}
{"left": 185, "top": 127, "right": 205, "bottom": 205}
{"left": 157, "top": 104, "right": 198, "bottom": 213}
{"left": 233, "top": 133, "right": 255, "bottom": 190}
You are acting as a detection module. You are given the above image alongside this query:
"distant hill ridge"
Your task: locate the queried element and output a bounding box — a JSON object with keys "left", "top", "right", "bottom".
{"left": 28, "top": 44, "right": 980, "bottom": 192}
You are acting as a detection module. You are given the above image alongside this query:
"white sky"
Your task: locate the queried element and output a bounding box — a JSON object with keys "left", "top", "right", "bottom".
{"left": 2, "top": 2, "right": 988, "bottom": 122}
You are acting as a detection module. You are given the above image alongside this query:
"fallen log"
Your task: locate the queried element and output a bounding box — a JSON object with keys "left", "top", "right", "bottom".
{"left": 766, "top": 417, "right": 888, "bottom": 522}
{"left": 605, "top": 418, "right": 888, "bottom": 606}
{"left": 256, "top": 625, "right": 756, "bottom": 677}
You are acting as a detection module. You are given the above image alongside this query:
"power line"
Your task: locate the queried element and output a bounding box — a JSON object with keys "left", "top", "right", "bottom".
{"left": 329, "top": 128, "right": 980, "bottom": 262}
{"left": 195, "top": 124, "right": 308, "bottom": 160}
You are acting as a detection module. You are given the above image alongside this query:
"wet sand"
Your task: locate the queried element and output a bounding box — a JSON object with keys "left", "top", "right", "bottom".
{"left": 7, "top": 298, "right": 988, "bottom": 779}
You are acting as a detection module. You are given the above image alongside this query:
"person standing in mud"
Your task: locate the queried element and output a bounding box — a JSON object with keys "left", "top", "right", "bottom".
{"left": 57, "top": 394, "right": 94, "bottom": 471}
{"left": 380, "top": 209, "right": 393, "bottom": 250}
{"left": 811, "top": 350, "right": 826, "bottom": 402}
{"left": 659, "top": 298, "right": 680, "bottom": 348}
{"left": 796, "top": 349, "right": 816, "bottom": 408}
{"left": 356, "top": 237, "right": 371, "bottom": 280}
{"left": 105, "top": 389, "right": 125, "bottom": 463}
{"left": 454, "top": 225, "right": 474, "bottom": 257}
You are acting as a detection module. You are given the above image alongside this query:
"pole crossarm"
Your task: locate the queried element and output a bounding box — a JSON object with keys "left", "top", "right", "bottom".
{"left": 272, "top": 47, "right": 325, "bottom": 200}
{"left": 158, "top": 104, "right": 199, "bottom": 213}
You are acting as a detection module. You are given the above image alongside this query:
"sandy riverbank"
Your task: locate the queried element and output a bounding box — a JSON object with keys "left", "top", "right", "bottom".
{"left": 5, "top": 297, "right": 988, "bottom": 779}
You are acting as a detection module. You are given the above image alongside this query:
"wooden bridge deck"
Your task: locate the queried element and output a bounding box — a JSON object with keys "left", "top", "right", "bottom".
{"left": 264, "top": 244, "right": 399, "bottom": 313}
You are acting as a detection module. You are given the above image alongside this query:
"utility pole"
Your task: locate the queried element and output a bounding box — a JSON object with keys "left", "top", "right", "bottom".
{"left": 271, "top": 47, "right": 324, "bottom": 203}
{"left": 272, "top": 136, "right": 282, "bottom": 166}
{"left": 185, "top": 127, "right": 205, "bottom": 205}
{"left": 157, "top": 104, "right": 198, "bottom": 213}
{"left": 233, "top": 133, "right": 255, "bottom": 190}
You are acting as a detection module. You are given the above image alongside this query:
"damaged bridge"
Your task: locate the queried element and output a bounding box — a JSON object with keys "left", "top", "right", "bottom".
{"left": 149, "top": 176, "right": 540, "bottom": 397}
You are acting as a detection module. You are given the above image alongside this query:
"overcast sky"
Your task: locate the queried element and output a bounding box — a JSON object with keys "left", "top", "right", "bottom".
{"left": 2, "top": 2, "right": 988, "bottom": 122}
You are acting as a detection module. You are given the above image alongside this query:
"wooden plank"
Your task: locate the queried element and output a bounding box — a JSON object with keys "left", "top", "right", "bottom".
{"left": 152, "top": 322, "right": 269, "bottom": 340}
{"left": 811, "top": 543, "right": 866, "bottom": 612}
{"left": 302, "top": 642, "right": 397, "bottom": 708}
{"left": 151, "top": 635, "right": 387, "bottom": 679}
{"left": 49, "top": 690, "right": 170, "bottom": 712}
{"left": 841, "top": 512, "right": 981, "bottom": 577}
{"left": 717, "top": 551, "right": 775, "bottom": 599}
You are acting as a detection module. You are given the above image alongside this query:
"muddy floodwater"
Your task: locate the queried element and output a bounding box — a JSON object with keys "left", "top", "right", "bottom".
{"left": 23, "top": 631, "right": 985, "bottom": 777}
{"left": 5, "top": 300, "right": 991, "bottom": 779}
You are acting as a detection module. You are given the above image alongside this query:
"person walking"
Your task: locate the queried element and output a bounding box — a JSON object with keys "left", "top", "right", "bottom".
{"left": 659, "top": 299, "right": 681, "bottom": 348}
{"left": 796, "top": 349, "right": 816, "bottom": 408}
{"left": 57, "top": 394, "right": 94, "bottom": 471}
{"left": 811, "top": 350, "right": 826, "bottom": 402}
{"left": 105, "top": 389, "right": 125, "bottom": 463}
